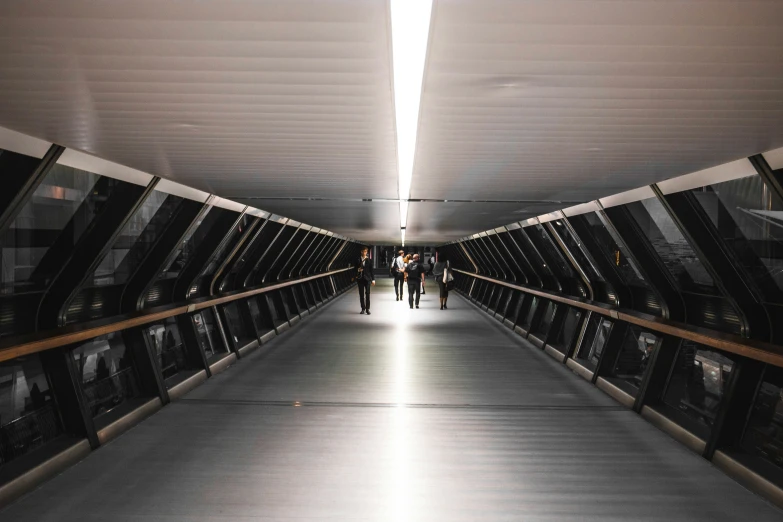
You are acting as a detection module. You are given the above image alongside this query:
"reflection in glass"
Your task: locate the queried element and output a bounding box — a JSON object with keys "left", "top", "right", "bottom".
{"left": 528, "top": 225, "right": 579, "bottom": 279}
{"left": 688, "top": 174, "right": 783, "bottom": 304}
{"left": 72, "top": 333, "right": 141, "bottom": 418}
{"left": 520, "top": 296, "right": 539, "bottom": 330}
{"left": 157, "top": 208, "right": 213, "bottom": 280}
{"left": 576, "top": 315, "right": 613, "bottom": 367}
{"left": 88, "top": 190, "right": 173, "bottom": 286}
{"left": 188, "top": 214, "right": 255, "bottom": 298}
{"left": 223, "top": 302, "right": 256, "bottom": 348}
{"left": 578, "top": 212, "right": 652, "bottom": 289}
{"left": 663, "top": 342, "right": 733, "bottom": 429}
{"left": 626, "top": 198, "right": 716, "bottom": 293}
{"left": 533, "top": 301, "right": 556, "bottom": 337}
{"left": 608, "top": 326, "right": 660, "bottom": 390}
{"left": 146, "top": 318, "right": 189, "bottom": 382}
{"left": 193, "top": 308, "right": 225, "bottom": 361}
{"left": 743, "top": 366, "right": 783, "bottom": 470}
{"left": 0, "top": 164, "right": 107, "bottom": 293}
{"left": 248, "top": 298, "right": 274, "bottom": 337}
{"left": 548, "top": 307, "right": 582, "bottom": 352}
{"left": 0, "top": 355, "right": 62, "bottom": 466}
{"left": 550, "top": 220, "right": 605, "bottom": 283}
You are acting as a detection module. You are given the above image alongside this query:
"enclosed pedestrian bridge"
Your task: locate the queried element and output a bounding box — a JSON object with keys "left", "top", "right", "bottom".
{"left": 1, "top": 1, "right": 783, "bottom": 520}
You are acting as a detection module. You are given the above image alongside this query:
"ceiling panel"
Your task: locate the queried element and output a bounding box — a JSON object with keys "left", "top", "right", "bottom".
{"left": 411, "top": 0, "right": 783, "bottom": 206}
{"left": 0, "top": 0, "right": 398, "bottom": 212}
{"left": 405, "top": 201, "right": 557, "bottom": 244}
{"left": 232, "top": 198, "right": 400, "bottom": 245}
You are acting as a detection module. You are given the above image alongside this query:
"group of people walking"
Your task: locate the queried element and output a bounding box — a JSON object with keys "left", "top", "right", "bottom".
{"left": 354, "top": 247, "right": 451, "bottom": 315}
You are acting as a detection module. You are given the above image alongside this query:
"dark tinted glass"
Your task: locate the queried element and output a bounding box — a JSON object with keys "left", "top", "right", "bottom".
{"left": 193, "top": 308, "right": 226, "bottom": 361}
{"left": 223, "top": 302, "right": 256, "bottom": 347}
{"left": 157, "top": 207, "right": 214, "bottom": 280}
{"left": 626, "top": 198, "right": 717, "bottom": 294}
{"left": 663, "top": 342, "right": 734, "bottom": 429}
{"left": 520, "top": 295, "right": 539, "bottom": 329}
{"left": 607, "top": 326, "right": 661, "bottom": 391}
{"left": 146, "top": 318, "right": 190, "bottom": 383}
{"left": 548, "top": 307, "right": 583, "bottom": 352}
{"left": 0, "top": 164, "right": 108, "bottom": 293}
{"left": 0, "top": 355, "right": 62, "bottom": 466}
{"left": 87, "top": 191, "right": 181, "bottom": 286}
{"left": 248, "top": 298, "right": 274, "bottom": 336}
{"left": 528, "top": 224, "right": 577, "bottom": 279}
{"left": 72, "top": 333, "right": 141, "bottom": 419}
{"left": 192, "top": 214, "right": 255, "bottom": 295}
{"left": 742, "top": 366, "right": 783, "bottom": 470}
{"left": 579, "top": 212, "right": 652, "bottom": 289}
{"left": 687, "top": 174, "right": 783, "bottom": 304}
{"left": 533, "top": 301, "right": 556, "bottom": 337}
{"left": 576, "top": 314, "right": 613, "bottom": 368}
{"left": 549, "top": 220, "right": 605, "bottom": 283}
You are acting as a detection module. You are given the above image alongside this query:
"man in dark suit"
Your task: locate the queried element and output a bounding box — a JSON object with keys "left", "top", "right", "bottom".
{"left": 355, "top": 246, "right": 375, "bottom": 315}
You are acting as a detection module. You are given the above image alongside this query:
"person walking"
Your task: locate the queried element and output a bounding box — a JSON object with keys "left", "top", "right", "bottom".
{"left": 392, "top": 249, "right": 405, "bottom": 301}
{"left": 402, "top": 253, "right": 411, "bottom": 296}
{"left": 404, "top": 254, "right": 426, "bottom": 309}
{"left": 355, "top": 246, "right": 375, "bottom": 315}
{"left": 428, "top": 255, "right": 435, "bottom": 276}
{"left": 433, "top": 251, "right": 451, "bottom": 310}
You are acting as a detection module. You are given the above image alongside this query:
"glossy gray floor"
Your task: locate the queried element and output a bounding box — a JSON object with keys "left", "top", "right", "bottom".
{"left": 4, "top": 279, "right": 782, "bottom": 521}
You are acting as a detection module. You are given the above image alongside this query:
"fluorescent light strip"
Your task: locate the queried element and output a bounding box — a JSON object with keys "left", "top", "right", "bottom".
{"left": 391, "top": 0, "right": 433, "bottom": 245}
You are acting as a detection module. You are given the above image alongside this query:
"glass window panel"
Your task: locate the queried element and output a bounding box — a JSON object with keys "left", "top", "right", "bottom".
{"left": 157, "top": 208, "right": 214, "bottom": 280}
{"left": 576, "top": 315, "right": 613, "bottom": 367}
{"left": 528, "top": 224, "right": 576, "bottom": 278}
{"left": 520, "top": 295, "right": 539, "bottom": 329}
{"left": 248, "top": 298, "right": 274, "bottom": 337}
{"left": 0, "top": 355, "right": 62, "bottom": 466}
{"left": 549, "top": 307, "right": 583, "bottom": 351}
{"left": 663, "top": 342, "right": 734, "bottom": 429}
{"left": 742, "top": 366, "right": 783, "bottom": 470}
{"left": 88, "top": 190, "right": 177, "bottom": 286}
{"left": 72, "top": 333, "right": 141, "bottom": 419}
{"left": 626, "top": 198, "right": 717, "bottom": 293}
{"left": 579, "top": 212, "right": 652, "bottom": 289}
{"left": 198, "top": 214, "right": 254, "bottom": 282}
{"left": 193, "top": 308, "right": 226, "bottom": 361}
{"left": 549, "top": 220, "right": 605, "bottom": 283}
{"left": 145, "top": 317, "right": 190, "bottom": 382}
{"left": 0, "top": 164, "right": 109, "bottom": 294}
{"left": 688, "top": 175, "right": 783, "bottom": 304}
{"left": 608, "top": 326, "right": 661, "bottom": 391}
{"left": 533, "top": 301, "right": 556, "bottom": 337}
{"left": 223, "top": 302, "right": 256, "bottom": 347}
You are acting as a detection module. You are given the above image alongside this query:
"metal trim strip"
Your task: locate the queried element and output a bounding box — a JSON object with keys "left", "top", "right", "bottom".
{"left": 763, "top": 146, "right": 783, "bottom": 171}
{"left": 657, "top": 158, "right": 756, "bottom": 195}
{"left": 0, "top": 126, "right": 51, "bottom": 158}
{"left": 562, "top": 201, "right": 600, "bottom": 218}
{"left": 599, "top": 186, "right": 655, "bottom": 208}
{"left": 57, "top": 149, "right": 154, "bottom": 187}
{"left": 155, "top": 179, "right": 210, "bottom": 203}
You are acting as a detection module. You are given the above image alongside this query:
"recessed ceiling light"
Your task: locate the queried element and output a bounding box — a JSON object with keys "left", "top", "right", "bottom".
{"left": 391, "top": 0, "right": 433, "bottom": 246}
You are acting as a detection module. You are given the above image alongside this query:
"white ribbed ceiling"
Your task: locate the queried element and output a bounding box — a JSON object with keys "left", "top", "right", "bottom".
{"left": 411, "top": 0, "right": 783, "bottom": 235}
{"left": 1, "top": 0, "right": 783, "bottom": 244}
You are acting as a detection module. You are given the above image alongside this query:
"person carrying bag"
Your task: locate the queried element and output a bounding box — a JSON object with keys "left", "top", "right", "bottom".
{"left": 433, "top": 253, "right": 452, "bottom": 310}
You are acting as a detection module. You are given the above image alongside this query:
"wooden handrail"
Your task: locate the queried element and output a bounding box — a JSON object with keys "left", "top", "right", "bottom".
{"left": 454, "top": 268, "right": 783, "bottom": 368}
{"left": 0, "top": 267, "right": 353, "bottom": 364}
